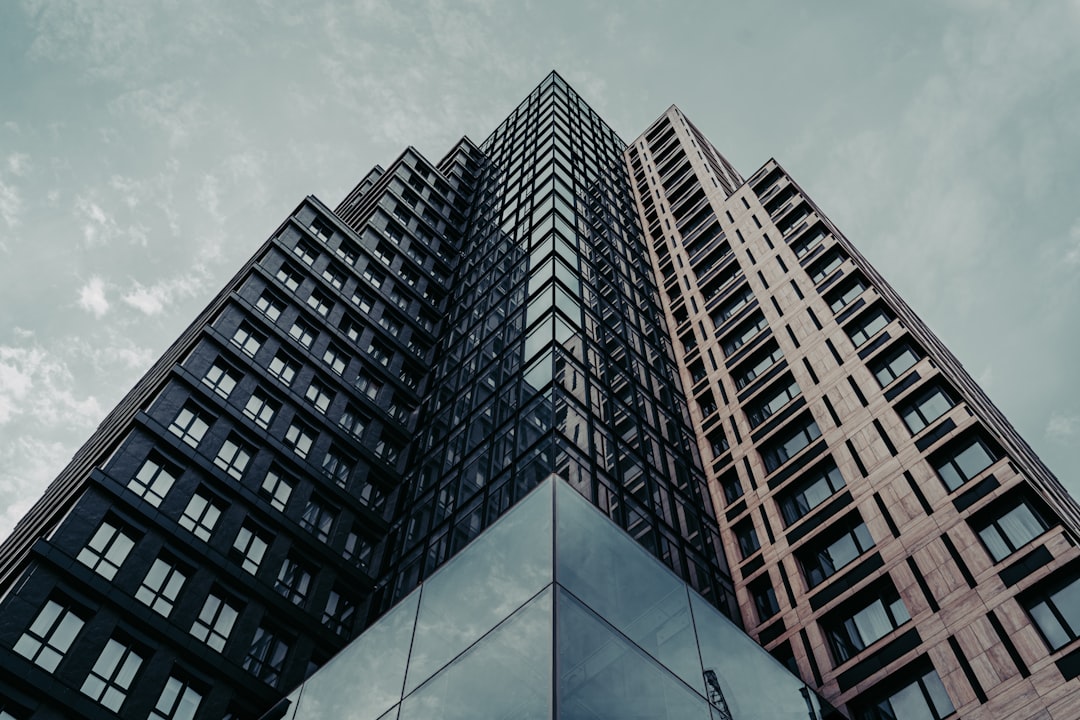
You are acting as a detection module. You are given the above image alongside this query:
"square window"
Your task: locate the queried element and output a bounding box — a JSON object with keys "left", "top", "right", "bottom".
{"left": 932, "top": 433, "right": 998, "bottom": 491}
{"left": 304, "top": 381, "right": 332, "bottom": 414}
{"left": 322, "top": 345, "right": 348, "bottom": 375}
{"left": 13, "top": 599, "right": 85, "bottom": 672}
{"left": 190, "top": 592, "right": 238, "bottom": 652}
{"left": 259, "top": 468, "right": 293, "bottom": 511}
{"left": 243, "top": 389, "right": 278, "bottom": 429}
{"left": 274, "top": 556, "right": 313, "bottom": 606}
{"left": 231, "top": 525, "right": 268, "bottom": 574}
{"left": 179, "top": 492, "right": 223, "bottom": 542}
{"left": 973, "top": 495, "right": 1049, "bottom": 563}
{"left": 275, "top": 264, "right": 302, "bottom": 292}
{"left": 80, "top": 637, "right": 143, "bottom": 712}
{"left": 243, "top": 626, "right": 289, "bottom": 687}
{"left": 898, "top": 383, "right": 955, "bottom": 434}
{"left": 300, "top": 497, "right": 335, "bottom": 542}
{"left": 321, "top": 265, "right": 345, "bottom": 290}
{"left": 231, "top": 323, "right": 264, "bottom": 358}
{"left": 169, "top": 404, "right": 212, "bottom": 448}
{"left": 289, "top": 320, "right": 316, "bottom": 349}
{"left": 321, "top": 448, "right": 353, "bottom": 488}
{"left": 128, "top": 453, "right": 178, "bottom": 507}
{"left": 136, "top": 557, "right": 187, "bottom": 617}
{"left": 352, "top": 291, "right": 374, "bottom": 313}
{"left": 76, "top": 520, "right": 135, "bottom": 580}
{"left": 306, "top": 291, "right": 332, "bottom": 317}
{"left": 202, "top": 361, "right": 239, "bottom": 399}
{"left": 284, "top": 422, "right": 314, "bottom": 459}
{"left": 309, "top": 217, "right": 332, "bottom": 241}
{"left": 293, "top": 240, "right": 317, "bottom": 265}
{"left": 268, "top": 353, "right": 299, "bottom": 387}
{"left": 150, "top": 676, "right": 203, "bottom": 720}
{"left": 213, "top": 435, "right": 253, "bottom": 480}
{"left": 255, "top": 292, "right": 285, "bottom": 322}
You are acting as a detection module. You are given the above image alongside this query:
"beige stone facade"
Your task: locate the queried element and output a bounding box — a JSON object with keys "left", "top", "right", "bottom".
{"left": 626, "top": 106, "right": 1080, "bottom": 719}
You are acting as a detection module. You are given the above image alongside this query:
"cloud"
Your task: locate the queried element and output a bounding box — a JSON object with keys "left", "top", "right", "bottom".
{"left": 121, "top": 270, "right": 207, "bottom": 316}
{"left": 0, "top": 179, "right": 20, "bottom": 231}
{"left": 0, "top": 436, "right": 73, "bottom": 543}
{"left": 77, "top": 277, "right": 110, "bottom": 317}
{"left": 6, "top": 153, "right": 29, "bottom": 176}
{"left": 0, "top": 344, "right": 103, "bottom": 428}
{"left": 1046, "top": 412, "right": 1079, "bottom": 441}
{"left": 1065, "top": 220, "right": 1080, "bottom": 266}
{"left": 74, "top": 195, "right": 118, "bottom": 246}
{"left": 108, "top": 82, "right": 206, "bottom": 147}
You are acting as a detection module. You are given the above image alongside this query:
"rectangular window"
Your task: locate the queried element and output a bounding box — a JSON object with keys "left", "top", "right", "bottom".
{"left": 721, "top": 311, "right": 768, "bottom": 357}
{"left": 845, "top": 304, "right": 893, "bottom": 347}
{"left": 808, "top": 248, "right": 846, "bottom": 283}
{"left": 293, "top": 240, "right": 317, "bottom": 265}
{"left": 858, "top": 667, "right": 955, "bottom": 720}
{"left": 231, "top": 525, "right": 268, "bottom": 574}
{"left": 826, "top": 274, "right": 868, "bottom": 313}
{"left": 231, "top": 323, "right": 264, "bottom": 357}
{"left": 321, "top": 448, "right": 353, "bottom": 487}
{"left": 898, "top": 383, "right": 955, "bottom": 434}
{"left": 259, "top": 468, "right": 293, "bottom": 511}
{"left": 710, "top": 284, "right": 754, "bottom": 327}
{"left": 213, "top": 435, "right": 252, "bottom": 480}
{"left": 77, "top": 520, "right": 135, "bottom": 580}
{"left": 169, "top": 404, "right": 212, "bottom": 448}
{"left": 731, "top": 340, "right": 784, "bottom": 390}
{"left": 745, "top": 375, "right": 800, "bottom": 428}
{"left": 304, "top": 380, "right": 332, "bottom": 414}
{"left": 202, "top": 360, "right": 239, "bottom": 398}
{"left": 355, "top": 372, "right": 381, "bottom": 400}
{"left": 824, "top": 587, "right": 910, "bottom": 663}
{"left": 1024, "top": 573, "right": 1080, "bottom": 651}
{"left": 309, "top": 217, "right": 332, "bottom": 241}
{"left": 343, "top": 530, "right": 374, "bottom": 570}
{"left": 306, "top": 290, "right": 332, "bottom": 317}
{"left": 974, "top": 496, "right": 1049, "bottom": 563}
{"left": 321, "top": 265, "right": 345, "bottom": 290}
{"left": 870, "top": 341, "right": 920, "bottom": 387}
{"left": 352, "top": 290, "right": 374, "bottom": 313}
{"left": 339, "top": 406, "right": 368, "bottom": 438}
{"left": 288, "top": 319, "right": 316, "bottom": 349}
{"left": 275, "top": 264, "right": 302, "bottom": 292}
{"left": 190, "top": 592, "right": 238, "bottom": 652}
{"left": 243, "top": 389, "right": 278, "bottom": 429}
{"left": 300, "top": 497, "right": 335, "bottom": 541}
{"left": 367, "top": 340, "right": 393, "bottom": 367}
{"left": 150, "top": 676, "right": 203, "bottom": 720}
{"left": 322, "top": 345, "right": 348, "bottom": 375}
{"left": 798, "top": 516, "right": 875, "bottom": 588}
{"left": 361, "top": 266, "right": 384, "bottom": 288}
{"left": 135, "top": 557, "right": 186, "bottom": 616}
{"left": 255, "top": 292, "right": 285, "bottom": 322}
{"left": 749, "top": 578, "right": 780, "bottom": 623}
{"left": 932, "top": 433, "right": 999, "bottom": 491}
{"left": 733, "top": 518, "right": 760, "bottom": 559}
{"left": 760, "top": 414, "right": 821, "bottom": 473}
{"left": 14, "top": 599, "right": 85, "bottom": 672}
{"left": 268, "top": 353, "right": 299, "bottom": 387}
{"left": 777, "top": 461, "right": 846, "bottom": 526}
{"left": 80, "top": 638, "right": 143, "bottom": 712}
{"left": 128, "top": 453, "right": 177, "bottom": 507}
{"left": 243, "top": 626, "right": 289, "bottom": 687}
{"left": 179, "top": 491, "right": 222, "bottom": 542}
{"left": 284, "top": 421, "right": 314, "bottom": 459}
{"left": 322, "top": 588, "right": 357, "bottom": 637}
{"left": 274, "top": 556, "right": 313, "bottom": 606}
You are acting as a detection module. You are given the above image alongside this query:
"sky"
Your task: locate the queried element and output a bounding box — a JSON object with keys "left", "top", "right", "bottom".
{"left": 1, "top": 0, "right": 1078, "bottom": 542}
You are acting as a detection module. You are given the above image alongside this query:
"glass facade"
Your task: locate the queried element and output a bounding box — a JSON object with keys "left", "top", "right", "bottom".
{"left": 281, "top": 477, "right": 837, "bottom": 720}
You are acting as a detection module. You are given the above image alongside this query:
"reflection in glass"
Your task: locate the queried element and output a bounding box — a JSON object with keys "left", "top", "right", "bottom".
{"left": 399, "top": 587, "right": 551, "bottom": 720}
{"left": 555, "top": 479, "right": 704, "bottom": 694}
{"left": 558, "top": 588, "right": 711, "bottom": 720}
{"left": 289, "top": 589, "right": 420, "bottom": 720}
{"left": 404, "top": 480, "right": 553, "bottom": 693}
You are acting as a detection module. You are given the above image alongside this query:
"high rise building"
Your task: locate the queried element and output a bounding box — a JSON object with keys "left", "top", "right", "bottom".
{"left": 0, "top": 71, "right": 1077, "bottom": 720}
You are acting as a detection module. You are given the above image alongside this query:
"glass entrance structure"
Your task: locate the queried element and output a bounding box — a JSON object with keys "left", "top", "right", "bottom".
{"left": 276, "top": 477, "right": 838, "bottom": 720}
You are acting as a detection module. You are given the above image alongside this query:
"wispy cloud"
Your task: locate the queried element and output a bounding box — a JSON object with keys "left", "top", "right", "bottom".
{"left": 1064, "top": 220, "right": 1080, "bottom": 266}
{"left": 121, "top": 270, "right": 208, "bottom": 316}
{"left": 0, "top": 344, "right": 103, "bottom": 428}
{"left": 6, "top": 153, "right": 29, "bottom": 176}
{"left": 77, "top": 276, "right": 110, "bottom": 317}
{"left": 108, "top": 82, "right": 206, "bottom": 147}
{"left": 74, "top": 195, "right": 118, "bottom": 247}
{"left": 1046, "top": 412, "right": 1079, "bottom": 441}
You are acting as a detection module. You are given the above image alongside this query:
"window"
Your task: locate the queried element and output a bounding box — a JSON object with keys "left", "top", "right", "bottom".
{"left": 169, "top": 404, "right": 212, "bottom": 448}
{"left": 289, "top": 319, "right": 316, "bottom": 349}
{"left": 321, "top": 448, "right": 353, "bottom": 487}
{"left": 719, "top": 469, "right": 743, "bottom": 504}
{"left": 304, "top": 381, "right": 332, "bottom": 414}
{"left": 255, "top": 292, "right": 285, "bottom": 322}
{"left": 191, "top": 593, "right": 238, "bottom": 652}
{"left": 339, "top": 406, "right": 368, "bottom": 438}
{"left": 150, "top": 676, "right": 203, "bottom": 720}
{"left": 343, "top": 530, "right": 374, "bottom": 570}
{"left": 974, "top": 496, "right": 1049, "bottom": 563}
{"left": 275, "top": 264, "right": 302, "bottom": 292}
{"left": 274, "top": 556, "right": 313, "bottom": 606}
{"left": 777, "top": 461, "right": 846, "bottom": 526}
{"left": 375, "top": 437, "right": 403, "bottom": 463}
{"left": 321, "top": 265, "right": 345, "bottom": 290}
{"left": 799, "top": 516, "right": 875, "bottom": 588}
{"left": 284, "top": 421, "right": 314, "bottom": 459}
{"left": 322, "top": 345, "right": 348, "bottom": 375}
{"left": 808, "top": 248, "right": 845, "bottom": 283}
{"left": 14, "top": 599, "right": 85, "bottom": 672}
{"left": 259, "top": 468, "right": 293, "bottom": 511}
{"left": 309, "top": 217, "right": 332, "bottom": 241}
{"left": 322, "top": 588, "right": 357, "bottom": 636}
{"left": 80, "top": 638, "right": 143, "bottom": 711}
{"left": 711, "top": 284, "right": 754, "bottom": 327}
{"left": 268, "top": 353, "right": 299, "bottom": 387}
{"left": 1025, "top": 573, "right": 1080, "bottom": 651}
{"left": 932, "top": 433, "right": 999, "bottom": 491}
{"left": 824, "top": 588, "right": 910, "bottom": 663}
{"left": 77, "top": 519, "right": 134, "bottom": 580}
{"left": 731, "top": 341, "right": 784, "bottom": 390}
{"left": 243, "top": 389, "right": 278, "bottom": 429}
{"left": 231, "top": 323, "right": 264, "bottom": 357}
{"left": 300, "top": 497, "right": 335, "bottom": 541}
{"left": 214, "top": 435, "right": 253, "bottom": 479}
{"left": 871, "top": 341, "right": 920, "bottom": 387}
{"left": 341, "top": 318, "right": 363, "bottom": 344}
{"left": 136, "top": 557, "right": 186, "bottom": 616}
{"left": 374, "top": 241, "right": 394, "bottom": 265}
{"left": 293, "top": 240, "right": 317, "bottom": 265}
{"left": 745, "top": 375, "right": 800, "bottom": 428}
{"left": 179, "top": 492, "right": 222, "bottom": 542}
{"left": 898, "top": 383, "right": 954, "bottom": 434}
{"left": 857, "top": 667, "right": 955, "bottom": 720}
{"left": 361, "top": 266, "right": 384, "bottom": 288}
{"left": 337, "top": 241, "right": 359, "bottom": 267}
{"left": 356, "top": 372, "right": 381, "bottom": 400}
{"left": 306, "top": 290, "right": 332, "bottom": 316}
{"left": 760, "top": 414, "right": 821, "bottom": 473}
{"left": 389, "top": 288, "right": 409, "bottom": 310}
{"left": 231, "top": 524, "right": 268, "bottom": 574}
{"left": 128, "top": 453, "right": 177, "bottom": 507}
{"left": 243, "top": 626, "right": 289, "bottom": 686}
{"left": 826, "top": 275, "right": 867, "bottom": 313}
{"left": 721, "top": 312, "right": 768, "bottom": 357}
{"left": 791, "top": 226, "right": 826, "bottom": 258}
{"left": 733, "top": 518, "right": 760, "bottom": 559}
{"left": 846, "top": 305, "right": 893, "bottom": 347}
{"left": 367, "top": 340, "right": 392, "bottom": 367}
{"left": 202, "top": 361, "right": 239, "bottom": 398}
{"left": 749, "top": 578, "right": 780, "bottom": 622}
{"left": 378, "top": 313, "right": 403, "bottom": 337}
{"left": 351, "top": 290, "right": 374, "bottom": 313}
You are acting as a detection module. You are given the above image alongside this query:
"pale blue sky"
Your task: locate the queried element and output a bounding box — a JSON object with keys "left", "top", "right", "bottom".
{"left": 1, "top": 1, "right": 1078, "bottom": 539}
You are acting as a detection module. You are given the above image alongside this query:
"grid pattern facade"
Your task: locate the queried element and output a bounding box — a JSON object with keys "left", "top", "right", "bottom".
{"left": 628, "top": 105, "right": 1080, "bottom": 719}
